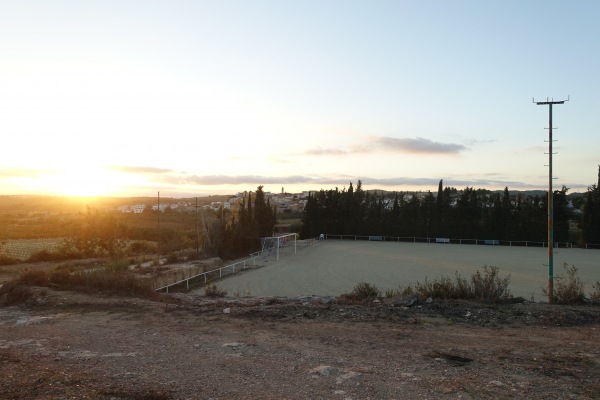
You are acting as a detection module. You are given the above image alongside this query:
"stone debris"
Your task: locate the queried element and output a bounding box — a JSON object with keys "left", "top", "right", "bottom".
{"left": 309, "top": 365, "right": 338, "bottom": 377}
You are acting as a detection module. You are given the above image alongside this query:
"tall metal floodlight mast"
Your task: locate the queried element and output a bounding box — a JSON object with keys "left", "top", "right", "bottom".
{"left": 533, "top": 96, "right": 569, "bottom": 302}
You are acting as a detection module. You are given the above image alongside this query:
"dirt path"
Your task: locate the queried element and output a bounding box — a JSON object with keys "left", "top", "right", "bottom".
{"left": 1, "top": 289, "right": 599, "bottom": 399}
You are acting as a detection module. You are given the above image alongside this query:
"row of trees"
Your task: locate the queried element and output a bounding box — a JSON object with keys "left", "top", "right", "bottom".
{"left": 217, "top": 186, "right": 277, "bottom": 258}
{"left": 300, "top": 180, "right": 579, "bottom": 244}
{"left": 582, "top": 167, "right": 600, "bottom": 245}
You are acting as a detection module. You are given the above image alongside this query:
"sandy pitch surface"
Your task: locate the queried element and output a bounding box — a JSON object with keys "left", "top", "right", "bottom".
{"left": 213, "top": 240, "right": 600, "bottom": 300}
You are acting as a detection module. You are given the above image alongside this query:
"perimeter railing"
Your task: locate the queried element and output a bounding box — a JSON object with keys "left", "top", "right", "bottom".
{"left": 155, "top": 237, "right": 320, "bottom": 293}
{"left": 321, "top": 234, "right": 588, "bottom": 249}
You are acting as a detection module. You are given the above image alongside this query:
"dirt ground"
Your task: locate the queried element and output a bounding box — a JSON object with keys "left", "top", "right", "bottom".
{"left": 1, "top": 288, "right": 599, "bottom": 400}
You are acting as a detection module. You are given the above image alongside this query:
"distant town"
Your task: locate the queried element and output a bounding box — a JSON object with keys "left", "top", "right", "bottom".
{"left": 116, "top": 190, "right": 312, "bottom": 214}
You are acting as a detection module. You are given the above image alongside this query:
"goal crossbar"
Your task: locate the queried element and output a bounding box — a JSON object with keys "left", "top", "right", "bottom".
{"left": 260, "top": 233, "right": 297, "bottom": 261}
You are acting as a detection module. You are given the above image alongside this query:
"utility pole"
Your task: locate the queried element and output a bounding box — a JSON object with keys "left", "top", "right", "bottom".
{"left": 195, "top": 197, "right": 200, "bottom": 257}
{"left": 533, "top": 96, "right": 569, "bottom": 302}
{"left": 157, "top": 191, "right": 161, "bottom": 265}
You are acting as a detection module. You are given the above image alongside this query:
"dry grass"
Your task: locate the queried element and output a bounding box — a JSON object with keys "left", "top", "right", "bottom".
{"left": 545, "top": 263, "right": 586, "bottom": 305}
{"left": 0, "top": 263, "right": 160, "bottom": 306}
{"left": 338, "top": 282, "right": 381, "bottom": 303}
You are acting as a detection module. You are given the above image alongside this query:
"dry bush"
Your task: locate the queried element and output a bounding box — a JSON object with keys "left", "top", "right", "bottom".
{"left": 545, "top": 263, "right": 586, "bottom": 305}
{"left": 384, "top": 285, "right": 414, "bottom": 298}
{"left": 0, "top": 281, "right": 34, "bottom": 305}
{"left": 338, "top": 282, "right": 380, "bottom": 303}
{"left": 3, "top": 264, "right": 158, "bottom": 301}
{"left": 590, "top": 281, "right": 600, "bottom": 304}
{"left": 471, "top": 265, "right": 512, "bottom": 303}
{"left": 406, "top": 265, "right": 512, "bottom": 304}
{"left": 0, "top": 254, "right": 20, "bottom": 266}
{"left": 204, "top": 283, "right": 227, "bottom": 297}
{"left": 415, "top": 276, "right": 458, "bottom": 300}
{"left": 16, "top": 269, "right": 50, "bottom": 286}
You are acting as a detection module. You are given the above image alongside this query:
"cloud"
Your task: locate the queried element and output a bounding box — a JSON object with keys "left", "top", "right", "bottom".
{"left": 100, "top": 165, "right": 586, "bottom": 193}
{"left": 171, "top": 174, "right": 327, "bottom": 186}
{"left": 303, "top": 147, "right": 352, "bottom": 156}
{"left": 372, "top": 137, "right": 467, "bottom": 154}
{"left": 108, "top": 166, "right": 175, "bottom": 174}
{"left": 303, "top": 136, "right": 468, "bottom": 156}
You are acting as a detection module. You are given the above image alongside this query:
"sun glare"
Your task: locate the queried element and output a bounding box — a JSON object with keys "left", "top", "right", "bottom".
{"left": 44, "top": 168, "right": 128, "bottom": 197}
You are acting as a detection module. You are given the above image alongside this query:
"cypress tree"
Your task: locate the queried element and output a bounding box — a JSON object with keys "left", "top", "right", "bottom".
{"left": 583, "top": 166, "right": 600, "bottom": 245}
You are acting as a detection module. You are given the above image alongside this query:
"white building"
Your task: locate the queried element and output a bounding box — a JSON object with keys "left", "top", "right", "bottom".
{"left": 132, "top": 204, "right": 146, "bottom": 213}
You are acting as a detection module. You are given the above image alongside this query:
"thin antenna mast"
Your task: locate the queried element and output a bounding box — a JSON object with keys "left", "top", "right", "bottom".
{"left": 533, "top": 96, "right": 569, "bottom": 303}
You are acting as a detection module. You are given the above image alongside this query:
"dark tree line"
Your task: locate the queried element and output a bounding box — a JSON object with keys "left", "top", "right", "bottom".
{"left": 582, "top": 166, "right": 600, "bottom": 245}
{"left": 301, "top": 180, "right": 575, "bottom": 244}
{"left": 218, "top": 185, "right": 277, "bottom": 258}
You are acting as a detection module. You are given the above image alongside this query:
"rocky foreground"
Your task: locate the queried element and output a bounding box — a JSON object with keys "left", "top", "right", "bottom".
{"left": 1, "top": 288, "right": 599, "bottom": 399}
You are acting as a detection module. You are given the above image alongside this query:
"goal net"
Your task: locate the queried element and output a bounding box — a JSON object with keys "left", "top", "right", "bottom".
{"left": 260, "top": 233, "right": 297, "bottom": 261}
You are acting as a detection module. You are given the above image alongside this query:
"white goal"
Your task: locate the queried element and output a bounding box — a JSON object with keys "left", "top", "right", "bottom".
{"left": 260, "top": 233, "right": 297, "bottom": 261}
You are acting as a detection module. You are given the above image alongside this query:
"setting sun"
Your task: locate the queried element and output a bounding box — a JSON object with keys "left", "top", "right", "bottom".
{"left": 41, "top": 168, "right": 129, "bottom": 197}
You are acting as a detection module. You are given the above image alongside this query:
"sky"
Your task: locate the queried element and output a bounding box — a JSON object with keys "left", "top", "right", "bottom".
{"left": 1, "top": 1, "right": 599, "bottom": 198}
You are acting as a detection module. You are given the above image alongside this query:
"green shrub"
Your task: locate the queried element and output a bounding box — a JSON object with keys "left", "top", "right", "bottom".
{"left": 545, "top": 263, "right": 586, "bottom": 305}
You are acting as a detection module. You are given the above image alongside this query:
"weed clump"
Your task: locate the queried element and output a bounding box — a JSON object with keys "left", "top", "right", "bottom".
{"left": 544, "top": 263, "right": 586, "bottom": 305}
{"left": 0, "top": 263, "right": 158, "bottom": 305}
{"left": 338, "top": 282, "right": 381, "bottom": 303}
{"left": 411, "top": 265, "right": 511, "bottom": 303}
{"left": 590, "top": 281, "right": 600, "bottom": 305}
{"left": 378, "top": 265, "right": 512, "bottom": 304}
{"left": 204, "top": 283, "right": 227, "bottom": 297}
{"left": 0, "top": 281, "right": 34, "bottom": 305}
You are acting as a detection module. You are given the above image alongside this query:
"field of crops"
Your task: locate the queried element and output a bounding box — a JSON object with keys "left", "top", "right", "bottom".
{"left": 0, "top": 238, "right": 65, "bottom": 260}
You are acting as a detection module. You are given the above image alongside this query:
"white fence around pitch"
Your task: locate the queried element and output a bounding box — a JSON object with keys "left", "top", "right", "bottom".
{"left": 155, "top": 234, "right": 317, "bottom": 293}
{"left": 321, "top": 234, "right": 587, "bottom": 249}
{"left": 155, "top": 254, "right": 262, "bottom": 293}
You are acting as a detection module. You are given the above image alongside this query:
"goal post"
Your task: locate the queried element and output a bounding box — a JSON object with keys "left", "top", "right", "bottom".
{"left": 260, "top": 233, "right": 297, "bottom": 261}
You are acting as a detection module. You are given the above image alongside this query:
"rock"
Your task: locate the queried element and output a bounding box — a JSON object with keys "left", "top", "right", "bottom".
{"left": 223, "top": 308, "right": 231, "bottom": 314}
{"left": 309, "top": 365, "right": 338, "bottom": 376}
{"left": 222, "top": 342, "right": 244, "bottom": 348}
{"left": 393, "top": 294, "right": 419, "bottom": 307}
{"left": 336, "top": 371, "right": 363, "bottom": 384}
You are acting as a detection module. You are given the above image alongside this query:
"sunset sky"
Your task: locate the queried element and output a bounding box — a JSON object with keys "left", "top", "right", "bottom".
{"left": 1, "top": 1, "right": 599, "bottom": 198}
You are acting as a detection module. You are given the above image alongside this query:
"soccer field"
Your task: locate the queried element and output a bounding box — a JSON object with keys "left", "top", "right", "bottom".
{"left": 208, "top": 240, "right": 600, "bottom": 301}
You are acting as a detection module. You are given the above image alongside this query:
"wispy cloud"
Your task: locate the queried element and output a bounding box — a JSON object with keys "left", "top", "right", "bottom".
{"left": 303, "top": 136, "right": 468, "bottom": 156}
{"left": 372, "top": 137, "right": 467, "bottom": 154}
{"left": 108, "top": 166, "right": 175, "bottom": 174}
{"left": 101, "top": 165, "right": 583, "bottom": 192}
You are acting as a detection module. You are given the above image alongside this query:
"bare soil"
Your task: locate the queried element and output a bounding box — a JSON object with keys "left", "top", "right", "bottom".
{"left": 1, "top": 288, "right": 599, "bottom": 400}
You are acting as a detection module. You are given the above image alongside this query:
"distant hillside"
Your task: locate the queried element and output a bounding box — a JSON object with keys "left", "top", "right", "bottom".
{"left": 0, "top": 194, "right": 236, "bottom": 215}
